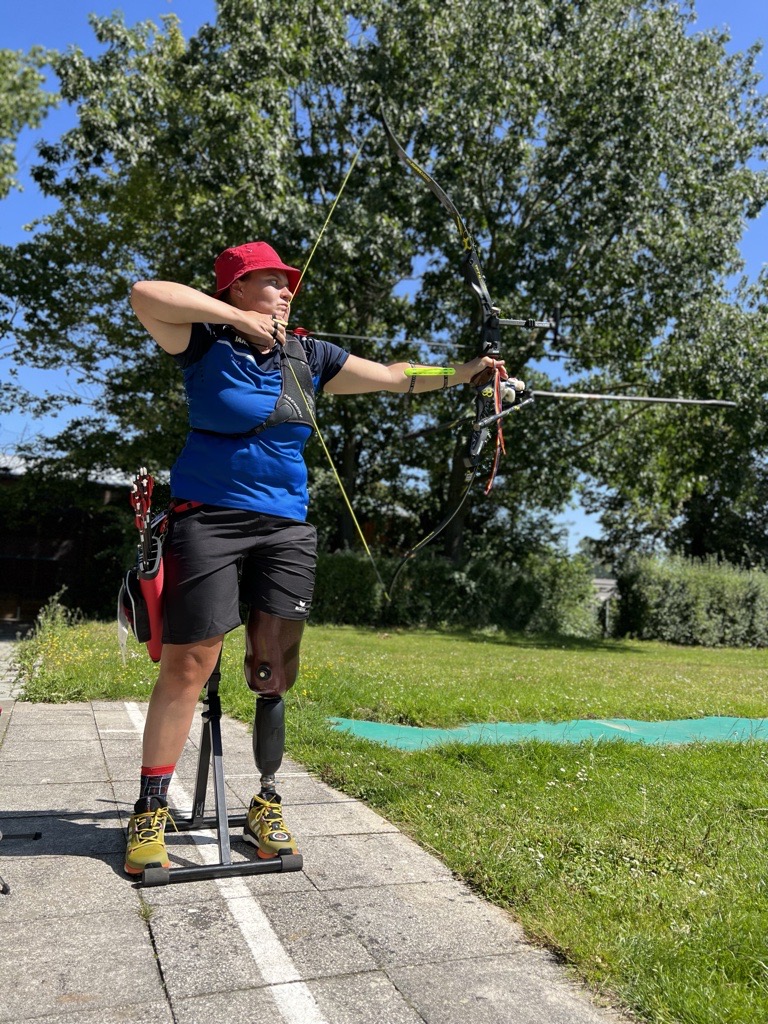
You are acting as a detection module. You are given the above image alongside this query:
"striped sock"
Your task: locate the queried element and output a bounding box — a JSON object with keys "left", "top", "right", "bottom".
{"left": 138, "top": 763, "right": 175, "bottom": 803}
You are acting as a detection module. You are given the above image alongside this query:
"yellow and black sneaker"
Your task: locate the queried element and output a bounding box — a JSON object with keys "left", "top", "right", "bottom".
{"left": 124, "top": 797, "right": 176, "bottom": 876}
{"left": 243, "top": 793, "right": 298, "bottom": 860}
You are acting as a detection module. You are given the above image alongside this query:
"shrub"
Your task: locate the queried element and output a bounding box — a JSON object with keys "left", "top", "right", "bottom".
{"left": 313, "top": 548, "right": 600, "bottom": 637}
{"left": 615, "top": 554, "right": 768, "bottom": 646}
{"left": 311, "top": 552, "right": 383, "bottom": 624}
{"left": 497, "top": 550, "right": 600, "bottom": 637}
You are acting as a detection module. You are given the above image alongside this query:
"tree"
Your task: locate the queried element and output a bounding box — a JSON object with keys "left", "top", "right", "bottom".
{"left": 1, "top": 0, "right": 767, "bottom": 568}
{"left": 0, "top": 47, "right": 55, "bottom": 200}
{"left": 0, "top": 46, "right": 56, "bottom": 360}
{"left": 581, "top": 275, "right": 768, "bottom": 565}
{"left": 361, "top": 0, "right": 768, "bottom": 561}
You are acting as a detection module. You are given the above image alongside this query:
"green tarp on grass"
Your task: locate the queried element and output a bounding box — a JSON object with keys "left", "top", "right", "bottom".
{"left": 329, "top": 716, "right": 768, "bottom": 751}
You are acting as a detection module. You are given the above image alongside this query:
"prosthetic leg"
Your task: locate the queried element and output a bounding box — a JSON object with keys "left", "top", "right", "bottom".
{"left": 240, "top": 609, "right": 304, "bottom": 857}
{"left": 140, "top": 652, "right": 303, "bottom": 886}
{"left": 244, "top": 608, "right": 304, "bottom": 800}
{"left": 252, "top": 695, "right": 285, "bottom": 794}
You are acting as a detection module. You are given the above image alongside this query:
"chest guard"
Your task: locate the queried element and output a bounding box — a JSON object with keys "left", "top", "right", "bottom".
{"left": 192, "top": 333, "right": 316, "bottom": 439}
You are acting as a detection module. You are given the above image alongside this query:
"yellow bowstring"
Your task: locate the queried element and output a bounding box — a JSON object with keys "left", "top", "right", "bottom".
{"left": 293, "top": 130, "right": 370, "bottom": 296}
{"left": 288, "top": 128, "right": 391, "bottom": 601}
{"left": 285, "top": 358, "right": 390, "bottom": 602}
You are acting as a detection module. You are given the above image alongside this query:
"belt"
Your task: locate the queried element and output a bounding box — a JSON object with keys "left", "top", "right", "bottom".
{"left": 168, "top": 498, "right": 204, "bottom": 515}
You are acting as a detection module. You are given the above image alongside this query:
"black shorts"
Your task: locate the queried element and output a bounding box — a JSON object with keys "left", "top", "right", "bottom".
{"left": 162, "top": 504, "right": 317, "bottom": 645}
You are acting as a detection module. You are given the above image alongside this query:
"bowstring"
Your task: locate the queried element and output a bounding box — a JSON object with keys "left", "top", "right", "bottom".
{"left": 293, "top": 129, "right": 370, "bottom": 296}
{"left": 284, "top": 355, "right": 390, "bottom": 603}
{"left": 288, "top": 128, "right": 391, "bottom": 601}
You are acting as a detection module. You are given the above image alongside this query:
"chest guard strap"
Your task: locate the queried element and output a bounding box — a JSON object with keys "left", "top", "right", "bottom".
{"left": 191, "top": 334, "right": 316, "bottom": 440}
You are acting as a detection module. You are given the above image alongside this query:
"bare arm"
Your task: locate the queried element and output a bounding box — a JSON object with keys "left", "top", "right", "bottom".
{"left": 324, "top": 352, "right": 509, "bottom": 395}
{"left": 130, "top": 281, "right": 279, "bottom": 354}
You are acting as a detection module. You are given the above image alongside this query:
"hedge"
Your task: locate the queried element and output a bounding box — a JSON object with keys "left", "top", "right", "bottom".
{"left": 615, "top": 554, "right": 768, "bottom": 647}
{"left": 311, "top": 549, "right": 600, "bottom": 637}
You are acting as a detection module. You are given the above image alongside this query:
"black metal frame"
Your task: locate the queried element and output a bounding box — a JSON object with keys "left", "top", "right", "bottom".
{"left": 140, "top": 658, "right": 302, "bottom": 886}
{"left": 0, "top": 828, "right": 42, "bottom": 895}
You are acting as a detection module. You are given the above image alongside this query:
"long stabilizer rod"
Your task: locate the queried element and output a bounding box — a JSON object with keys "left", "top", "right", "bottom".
{"left": 531, "top": 390, "right": 737, "bottom": 407}
{"left": 476, "top": 390, "right": 737, "bottom": 429}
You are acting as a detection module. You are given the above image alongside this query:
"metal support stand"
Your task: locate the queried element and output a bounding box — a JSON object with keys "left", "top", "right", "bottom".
{"left": 140, "top": 657, "right": 302, "bottom": 886}
{"left": 0, "top": 828, "right": 43, "bottom": 895}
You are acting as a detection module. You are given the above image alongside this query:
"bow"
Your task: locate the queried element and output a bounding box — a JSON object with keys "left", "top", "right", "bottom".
{"left": 284, "top": 116, "right": 738, "bottom": 600}
{"left": 381, "top": 110, "right": 542, "bottom": 588}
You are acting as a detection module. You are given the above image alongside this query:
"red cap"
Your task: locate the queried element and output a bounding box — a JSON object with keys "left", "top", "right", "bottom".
{"left": 214, "top": 241, "right": 301, "bottom": 296}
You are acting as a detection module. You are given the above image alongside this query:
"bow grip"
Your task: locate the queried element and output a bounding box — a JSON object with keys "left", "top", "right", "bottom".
{"left": 465, "top": 383, "right": 497, "bottom": 467}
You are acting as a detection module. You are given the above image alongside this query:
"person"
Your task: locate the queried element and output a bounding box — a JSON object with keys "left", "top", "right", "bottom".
{"left": 124, "top": 240, "right": 508, "bottom": 875}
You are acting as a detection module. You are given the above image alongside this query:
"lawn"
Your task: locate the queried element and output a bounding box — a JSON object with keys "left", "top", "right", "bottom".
{"left": 11, "top": 608, "right": 768, "bottom": 1024}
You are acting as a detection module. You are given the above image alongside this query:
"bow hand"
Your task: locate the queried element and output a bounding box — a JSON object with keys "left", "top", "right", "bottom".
{"left": 467, "top": 356, "right": 508, "bottom": 388}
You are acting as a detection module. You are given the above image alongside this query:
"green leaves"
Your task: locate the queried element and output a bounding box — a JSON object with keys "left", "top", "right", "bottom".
{"left": 2, "top": 0, "right": 767, "bottom": 565}
{"left": 0, "top": 46, "right": 55, "bottom": 199}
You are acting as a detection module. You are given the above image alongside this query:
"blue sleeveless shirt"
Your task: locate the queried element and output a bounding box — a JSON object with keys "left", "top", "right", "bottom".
{"left": 169, "top": 323, "right": 348, "bottom": 520}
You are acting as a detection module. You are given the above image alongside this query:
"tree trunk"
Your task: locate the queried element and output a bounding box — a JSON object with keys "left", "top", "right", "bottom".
{"left": 442, "top": 438, "right": 473, "bottom": 564}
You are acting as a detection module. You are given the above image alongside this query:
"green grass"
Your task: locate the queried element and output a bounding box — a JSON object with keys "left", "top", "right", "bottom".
{"left": 11, "top": 608, "right": 768, "bottom": 1024}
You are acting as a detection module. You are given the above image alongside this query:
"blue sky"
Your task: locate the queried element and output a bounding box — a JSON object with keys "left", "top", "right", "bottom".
{"left": 2, "top": 0, "right": 767, "bottom": 547}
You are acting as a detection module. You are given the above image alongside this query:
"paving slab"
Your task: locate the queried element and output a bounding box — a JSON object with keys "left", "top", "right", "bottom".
{"left": 323, "top": 878, "right": 524, "bottom": 969}
{"left": 0, "top": 689, "right": 629, "bottom": 1024}
{"left": 253, "top": 889, "right": 379, "bottom": 978}
{"left": 0, "top": 715, "right": 98, "bottom": 737}
{"left": 148, "top": 897, "right": 274, "bottom": 1001}
{"left": 172, "top": 987, "right": 291, "bottom": 1024}
{"left": 15, "top": 1009, "right": 174, "bottom": 1024}
{"left": 0, "top": 757, "right": 111, "bottom": 785}
{"left": 0, "top": 781, "right": 120, "bottom": 812}
{"left": 300, "top": 831, "right": 453, "bottom": 890}
{"left": 173, "top": 972, "right": 426, "bottom": 1024}
{"left": 388, "top": 955, "right": 616, "bottom": 1024}
{"left": 0, "top": 851, "right": 130, "bottom": 922}
{"left": 308, "top": 973, "right": 428, "bottom": 1024}
{"left": 0, "top": 910, "right": 164, "bottom": 1023}
{"left": 7, "top": 702, "right": 93, "bottom": 720}
{"left": 0, "top": 739, "right": 106, "bottom": 761}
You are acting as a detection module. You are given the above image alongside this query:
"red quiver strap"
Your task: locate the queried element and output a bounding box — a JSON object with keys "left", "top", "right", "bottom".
{"left": 119, "top": 534, "right": 164, "bottom": 663}
{"left": 119, "top": 484, "right": 203, "bottom": 663}
{"left": 138, "top": 536, "right": 164, "bottom": 663}
{"left": 118, "top": 503, "right": 166, "bottom": 663}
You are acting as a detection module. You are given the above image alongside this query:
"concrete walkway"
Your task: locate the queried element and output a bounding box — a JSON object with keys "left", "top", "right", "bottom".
{"left": 0, "top": 632, "right": 628, "bottom": 1024}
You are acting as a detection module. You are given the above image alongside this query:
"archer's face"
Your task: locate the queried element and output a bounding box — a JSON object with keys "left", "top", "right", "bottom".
{"left": 229, "top": 269, "right": 292, "bottom": 319}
